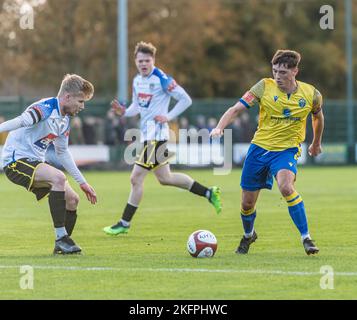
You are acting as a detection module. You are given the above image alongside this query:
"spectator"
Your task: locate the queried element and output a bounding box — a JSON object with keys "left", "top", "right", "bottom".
{"left": 69, "top": 117, "right": 85, "bottom": 145}
{"left": 228, "top": 118, "right": 243, "bottom": 143}
{"left": 196, "top": 114, "right": 207, "bottom": 130}
{"left": 240, "top": 112, "right": 255, "bottom": 142}
{"left": 82, "top": 116, "right": 98, "bottom": 144}
{"left": 207, "top": 117, "right": 218, "bottom": 133}
{"left": 179, "top": 117, "right": 190, "bottom": 131}
{"left": 104, "top": 110, "right": 129, "bottom": 145}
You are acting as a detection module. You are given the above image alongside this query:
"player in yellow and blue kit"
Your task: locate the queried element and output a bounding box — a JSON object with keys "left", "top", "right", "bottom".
{"left": 211, "top": 50, "right": 324, "bottom": 255}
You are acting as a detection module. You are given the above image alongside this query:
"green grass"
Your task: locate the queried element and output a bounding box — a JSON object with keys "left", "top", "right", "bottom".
{"left": 0, "top": 167, "right": 357, "bottom": 299}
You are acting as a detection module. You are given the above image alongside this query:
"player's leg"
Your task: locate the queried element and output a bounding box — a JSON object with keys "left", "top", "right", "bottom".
{"left": 276, "top": 169, "right": 318, "bottom": 255}
{"left": 236, "top": 144, "right": 273, "bottom": 254}
{"left": 103, "top": 164, "right": 150, "bottom": 235}
{"left": 153, "top": 163, "right": 222, "bottom": 214}
{"left": 64, "top": 182, "right": 80, "bottom": 236}
{"left": 33, "top": 163, "right": 81, "bottom": 254}
{"left": 241, "top": 189, "right": 260, "bottom": 238}
{"left": 236, "top": 189, "right": 260, "bottom": 254}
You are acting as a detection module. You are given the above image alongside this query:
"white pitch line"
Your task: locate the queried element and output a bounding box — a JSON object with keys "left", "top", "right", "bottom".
{"left": 0, "top": 265, "right": 357, "bottom": 276}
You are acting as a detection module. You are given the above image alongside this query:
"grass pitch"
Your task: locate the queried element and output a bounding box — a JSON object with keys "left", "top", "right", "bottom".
{"left": 0, "top": 167, "right": 356, "bottom": 299}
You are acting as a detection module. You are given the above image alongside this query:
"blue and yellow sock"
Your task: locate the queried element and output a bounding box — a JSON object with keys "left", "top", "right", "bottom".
{"left": 285, "top": 191, "right": 309, "bottom": 239}
{"left": 241, "top": 207, "right": 256, "bottom": 238}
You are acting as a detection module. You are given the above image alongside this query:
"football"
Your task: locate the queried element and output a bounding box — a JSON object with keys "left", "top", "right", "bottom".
{"left": 187, "top": 230, "right": 218, "bottom": 258}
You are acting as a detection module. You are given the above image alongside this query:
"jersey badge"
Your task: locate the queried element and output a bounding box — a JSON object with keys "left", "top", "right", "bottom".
{"left": 298, "top": 98, "right": 306, "bottom": 108}
{"left": 138, "top": 93, "right": 153, "bottom": 108}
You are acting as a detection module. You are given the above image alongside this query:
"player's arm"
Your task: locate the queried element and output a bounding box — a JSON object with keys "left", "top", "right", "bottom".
{"left": 308, "top": 89, "right": 324, "bottom": 157}
{"left": 111, "top": 82, "right": 140, "bottom": 117}
{"left": 0, "top": 107, "right": 41, "bottom": 133}
{"left": 154, "top": 75, "right": 192, "bottom": 123}
{"left": 0, "top": 103, "right": 53, "bottom": 133}
{"left": 210, "top": 101, "right": 249, "bottom": 137}
{"left": 53, "top": 135, "right": 97, "bottom": 204}
{"left": 111, "top": 99, "right": 140, "bottom": 117}
{"left": 210, "top": 80, "right": 263, "bottom": 137}
{"left": 164, "top": 85, "right": 192, "bottom": 122}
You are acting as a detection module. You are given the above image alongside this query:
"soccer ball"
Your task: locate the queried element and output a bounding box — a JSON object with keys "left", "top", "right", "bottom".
{"left": 187, "top": 230, "right": 217, "bottom": 258}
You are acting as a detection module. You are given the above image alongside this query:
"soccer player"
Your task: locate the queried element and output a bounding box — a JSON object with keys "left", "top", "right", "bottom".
{"left": 0, "top": 74, "right": 97, "bottom": 254}
{"left": 211, "top": 50, "right": 324, "bottom": 255}
{"left": 103, "top": 41, "right": 222, "bottom": 235}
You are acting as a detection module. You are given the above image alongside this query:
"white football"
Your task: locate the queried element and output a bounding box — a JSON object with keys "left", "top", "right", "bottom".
{"left": 187, "top": 230, "right": 218, "bottom": 258}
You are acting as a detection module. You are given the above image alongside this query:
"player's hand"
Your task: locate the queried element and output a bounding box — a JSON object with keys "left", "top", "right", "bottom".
{"left": 111, "top": 99, "right": 126, "bottom": 117}
{"left": 154, "top": 115, "right": 169, "bottom": 123}
{"left": 308, "top": 143, "right": 322, "bottom": 157}
{"left": 210, "top": 128, "right": 223, "bottom": 138}
{"left": 80, "top": 183, "right": 97, "bottom": 205}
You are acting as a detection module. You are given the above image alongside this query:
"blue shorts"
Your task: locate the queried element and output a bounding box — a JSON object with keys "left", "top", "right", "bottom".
{"left": 240, "top": 144, "right": 301, "bottom": 191}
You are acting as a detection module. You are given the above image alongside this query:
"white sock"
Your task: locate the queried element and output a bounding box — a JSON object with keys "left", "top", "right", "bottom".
{"left": 301, "top": 234, "right": 311, "bottom": 241}
{"left": 120, "top": 219, "right": 130, "bottom": 227}
{"left": 55, "top": 227, "right": 68, "bottom": 240}
{"left": 244, "top": 229, "right": 255, "bottom": 238}
{"left": 205, "top": 189, "right": 211, "bottom": 199}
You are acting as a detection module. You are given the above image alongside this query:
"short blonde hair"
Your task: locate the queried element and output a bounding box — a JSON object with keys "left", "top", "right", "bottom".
{"left": 58, "top": 74, "right": 94, "bottom": 100}
{"left": 134, "top": 41, "right": 157, "bottom": 58}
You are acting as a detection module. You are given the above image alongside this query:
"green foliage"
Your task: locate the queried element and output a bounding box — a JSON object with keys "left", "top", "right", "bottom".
{"left": 0, "top": 0, "right": 356, "bottom": 98}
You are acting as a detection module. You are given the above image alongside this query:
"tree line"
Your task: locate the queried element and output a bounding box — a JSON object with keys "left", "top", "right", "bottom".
{"left": 0, "top": 0, "right": 355, "bottom": 99}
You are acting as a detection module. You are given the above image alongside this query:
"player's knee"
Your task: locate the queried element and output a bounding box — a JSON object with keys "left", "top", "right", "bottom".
{"left": 130, "top": 175, "right": 143, "bottom": 188}
{"left": 241, "top": 201, "right": 255, "bottom": 211}
{"left": 68, "top": 192, "right": 80, "bottom": 208}
{"left": 278, "top": 183, "right": 295, "bottom": 197}
{"left": 51, "top": 171, "right": 67, "bottom": 189}
{"left": 157, "top": 175, "right": 172, "bottom": 186}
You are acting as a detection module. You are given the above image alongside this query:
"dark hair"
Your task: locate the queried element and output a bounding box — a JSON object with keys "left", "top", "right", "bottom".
{"left": 271, "top": 50, "right": 301, "bottom": 68}
{"left": 134, "top": 41, "right": 157, "bottom": 58}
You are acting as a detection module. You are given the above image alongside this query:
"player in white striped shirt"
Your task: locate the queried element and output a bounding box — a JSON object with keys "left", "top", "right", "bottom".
{"left": 103, "top": 42, "right": 222, "bottom": 235}
{"left": 0, "top": 74, "right": 97, "bottom": 254}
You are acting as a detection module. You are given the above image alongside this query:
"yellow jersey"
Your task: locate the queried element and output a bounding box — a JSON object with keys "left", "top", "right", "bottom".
{"left": 240, "top": 78, "right": 322, "bottom": 151}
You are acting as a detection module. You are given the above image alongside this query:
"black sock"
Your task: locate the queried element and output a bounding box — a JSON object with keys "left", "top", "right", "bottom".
{"left": 189, "top": 181, "right": 210, "bottom": 198}
{"left": 65, "top": 210, "right": 77, "bottom": 236}
{"left": 122, "top": 203, "right": 138, "bottom": 222}
{"left": 49, "top": 191, "right": 66, "bottom": 228}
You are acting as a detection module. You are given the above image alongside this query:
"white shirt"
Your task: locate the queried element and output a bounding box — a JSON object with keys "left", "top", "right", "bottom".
{"left": 125, "top": 67, "right": 192, "bottom": 142}
{"left": 1, "top": 97, "right": 86, "bottom": 184}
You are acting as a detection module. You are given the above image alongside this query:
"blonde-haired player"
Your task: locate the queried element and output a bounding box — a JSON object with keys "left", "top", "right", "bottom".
{"left": 0, "top": 74, "right": 97, "bottom": 254}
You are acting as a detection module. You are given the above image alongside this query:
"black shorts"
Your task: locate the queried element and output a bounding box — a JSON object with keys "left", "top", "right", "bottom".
{"left": 135, "top": 140, "right": 173, "bottom": 171}
{"left": 4, "top": 158, "right": 51, "bottom": 201}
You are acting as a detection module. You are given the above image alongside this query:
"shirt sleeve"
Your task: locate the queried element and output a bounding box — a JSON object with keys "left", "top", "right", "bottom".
{"left": 124, "top": 83, "right": 140, "bottom": 117}
{"left": 312, "top": 89, "right": 323, "bottom": 115}
{"left": 239, "top": 79, "right": 265, "bottom": 109}
{"left": 0, "top": 116, "right": 26, "bottom": 132}
{"left": 166, "top": 85, "right": 192, "bottom": 121}
{"left": 124, "top": 102, "right": 140, "bottom": 117}
{"left": 0, "top": 107, "right": 44, "bottom": 133}
{"left": 26, "top": 103, "right": 53, "bottom": 124}
{"left": 53, "top": 135, "right": 87, "bottom": 185}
